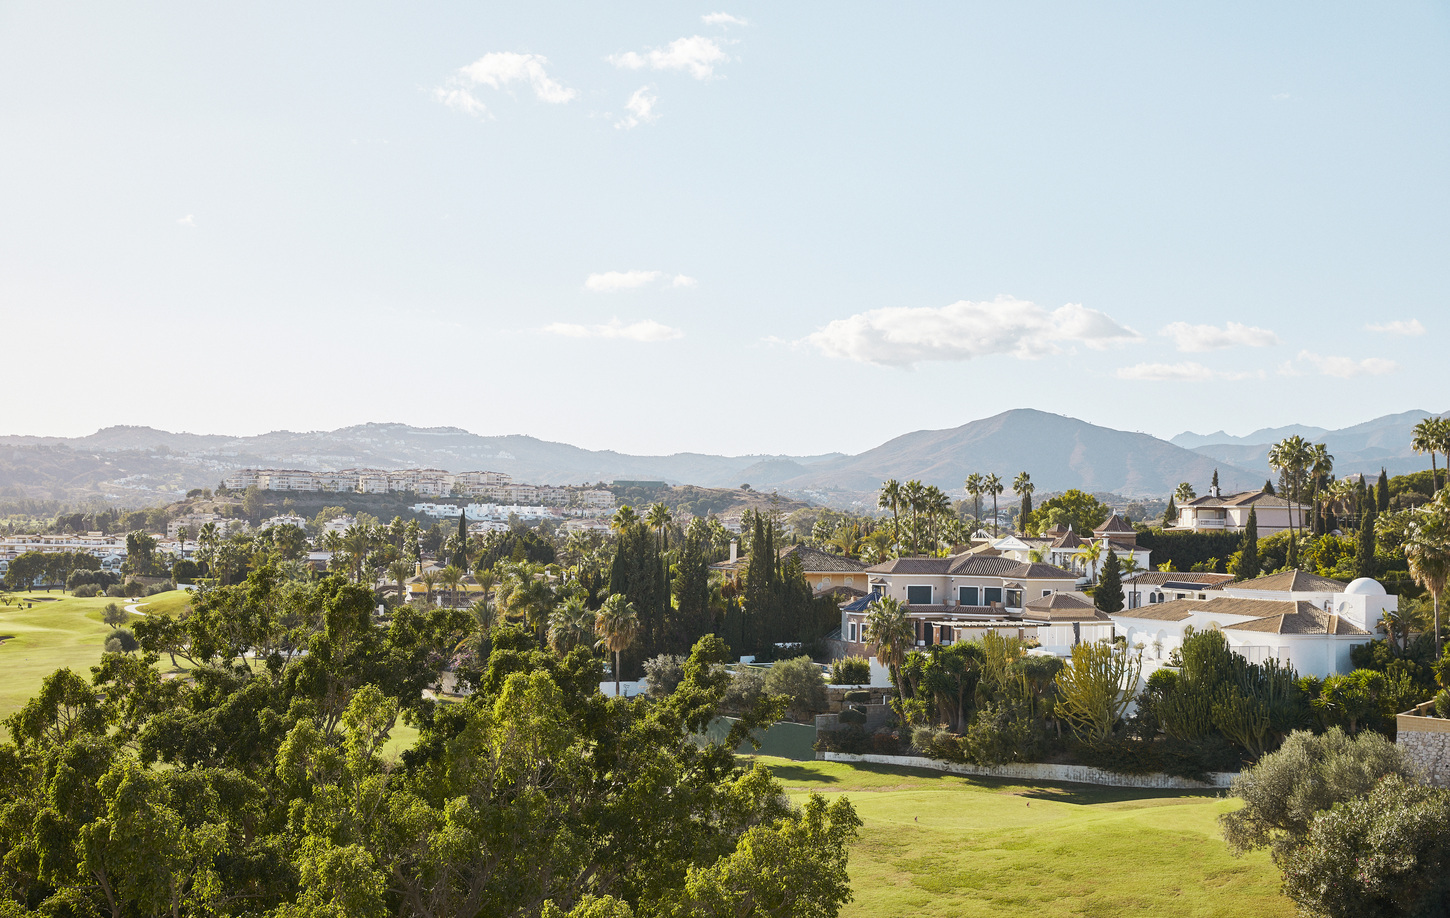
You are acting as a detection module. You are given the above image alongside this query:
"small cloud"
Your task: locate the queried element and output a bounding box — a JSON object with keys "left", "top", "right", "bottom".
{"left": 803, "top": 296, "right": 1143, "bottom": 368}
{"left": 609, "top": 36, "right": 729, "bottom": 80}
{"left": 1365, "top": 319, "right": 1426, "bottom": 337}
{"left": 1292, "top": 350, "right": 1399, "bottom": 378}
{"left": 585, "top": 270, "right": 695, "bottom": 292}
{"left": 1160, "top": 321, "right": 1280, "bottom": 352}
{"left": 615, "top": 86, "right": 660, "bottom": 129}
{"left": 1115, "top": 362, "right": 1263, "bottom": 382}
{"left": 702, "top": 12, "right": 749, "bottom": 26}
{"left": 176, "top": 214, "right": 195, "bottom": 228}
{"left": 542, "top": 318, "right": 683, "bottom": 342}
{"left": 1271, "top": 92, "right": 1292, "bottom": 102}
{"left": 436, "top": 52, "right": 577, "bottom": 118}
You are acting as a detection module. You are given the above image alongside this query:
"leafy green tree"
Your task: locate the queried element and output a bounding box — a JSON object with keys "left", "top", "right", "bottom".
{"left": 764, "top": 656, "right": 828, "bottom": 722}
{"left": 1095, "top": 548, "right": 1123, "bottom": 614}
{"left": 102, "top": 601, "right": 129, "bottom": 628}
{"left": 1033, "top": 490, "right": 1111, "bottom": 535}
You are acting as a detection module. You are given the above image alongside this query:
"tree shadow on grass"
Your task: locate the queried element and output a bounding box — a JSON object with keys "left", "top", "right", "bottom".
{"left": 761, "top": 762, "right": 840, "bottom": 784}
{"left": 1013, "top": 783, "right": 1217, "bottom": 805}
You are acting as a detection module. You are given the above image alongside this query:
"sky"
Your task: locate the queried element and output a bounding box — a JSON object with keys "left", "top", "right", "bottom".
{"left": 1, "top": 2, "right": 1446, "bottom": 457}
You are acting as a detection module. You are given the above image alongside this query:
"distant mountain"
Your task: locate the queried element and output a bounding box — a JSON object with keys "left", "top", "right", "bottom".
{"left": 770, "top": 409, "right": 1259, "bottom": 497}
{"left": 0, "top": 409, "right": 1431, "bottom": 509}
{"left": 1172, "top": 410, "right": 1449, "bottom": 479}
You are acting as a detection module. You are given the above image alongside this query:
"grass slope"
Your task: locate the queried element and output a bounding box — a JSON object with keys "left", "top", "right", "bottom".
{"left": 0, "top": 590, "right": 192, "bottom": 733}
{"left": 759, "top": 756, "right": 1292, "bottom": 918}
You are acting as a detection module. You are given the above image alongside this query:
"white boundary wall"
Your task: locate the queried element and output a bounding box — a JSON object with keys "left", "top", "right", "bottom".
{"left": 818, "top": 752, "right": 1236, "bottom": 789}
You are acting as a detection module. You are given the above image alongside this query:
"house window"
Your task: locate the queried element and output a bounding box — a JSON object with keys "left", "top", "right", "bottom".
{"left": 849, "top": 622, "right": 860, "bottom": 643}
{"left": 1042, "top": 589, "right": 1052, "bottom": 597}
{"left": 907, "top": 585, "right": 932, "bottom": 605}
{"left": 1006, "top": 589, "right": 1023, "bottom": 608}
{"left": 959, "top": 586, "right": 979, "bottom": 606}
{"left": 984, "top": 587, "right": 1003, "bottom": 606}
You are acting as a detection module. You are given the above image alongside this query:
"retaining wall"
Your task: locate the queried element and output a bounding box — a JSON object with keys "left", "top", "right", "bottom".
{"left": 1397, "top": 701, "right": 1450, "bottom": 788}
{"left": 817, "top": 752, "right": 1237, "bottom": 789}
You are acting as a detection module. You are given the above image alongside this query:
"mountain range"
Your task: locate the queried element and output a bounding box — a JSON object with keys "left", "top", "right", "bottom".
{"left": 0, "top": 408, "right": 1439, "bottom": 508}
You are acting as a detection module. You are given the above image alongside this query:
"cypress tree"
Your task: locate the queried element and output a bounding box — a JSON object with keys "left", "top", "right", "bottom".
{"left": 1236, "top": 506, "right": 1259, "bottom": 580}
{"left": 1377, "top": 468, "right": 1390, "bottom": 513}
{"left": 1211, "top": 469, "right": 1220, "bottom": 493}
{"left": 1021, "top": 491, "right": 1033, "bottom": 522}
{"left": 455, "top": 511, "right": 469, "bottom": 569}
{"left": 1163, "top": 495, "right": 1177, "bottom": 527}
{"left": 1095, "top": 548, "right": 1124, "bottom": 614}
{"left": 1355, "top": 500, "right": 1378, "bottom": 580}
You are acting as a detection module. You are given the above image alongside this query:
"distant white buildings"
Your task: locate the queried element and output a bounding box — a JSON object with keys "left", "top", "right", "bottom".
{"left": 168, "top": 513, "right": 245, "bottom": 539}
{"left": 410, "top": 502, "right": 560, "bottom": 523}
{"left": 221, "top": 466, "right": 596, "bottom": 506}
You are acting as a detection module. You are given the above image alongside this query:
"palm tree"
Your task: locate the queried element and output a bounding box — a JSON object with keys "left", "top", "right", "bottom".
{"left": 877, "top": 479, "right": 902, "bottom": 557}
{"left": 645, "top": 503, "right": 673, "bottom": 550}
{"left": 1405, "top": 498, "right": 1450, "bottom": 654}
{"left": 419, "top": 570, "right": 438, "bottom": 606}
{"left": 983, "top": 473, "right": 1004, "bottom": 536}
{"left": 1268, "top": 435, "right": 1314, "bottom": 553}
{"left": 548, "top": 595, "right": 596, "bottom": 653}
{"left": 611, "top": 505, "right": 639, "bottom": 534}
{"left": 439, "top": 564, "right": 464, "bottom": 607}
{"left": 864, "top": 595, "right": 916, "bottom": 720}
{"left": 387, "top": 559, "right": 413, "bottom": 605}
{"left": 1174, "top": 482, "right": 1197, "bottom": 504}
{"left": 595, "top": 593, "right": 640, "bottom": 697}
{"left": 965, "top": 473, "right": 984, "bottom": 528}
{"left": 1013, "top": 472, "right": 1035, "bottom": 531}
{"left": 900, "top": 480, "right": 925, "bottom": 554}
{"left": 1074, "top": 541, "right": 1104, "bottom": 583}
{"left": 1413, "top": 417, "right": 1447, "bottom": 495}
{"left": 506, "top": 572, "right": 556, "bottom": 646}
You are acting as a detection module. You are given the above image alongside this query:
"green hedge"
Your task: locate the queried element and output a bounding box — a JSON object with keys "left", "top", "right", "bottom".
{"left": 1134, "top": 529, "right": 1244, "bottom": 573}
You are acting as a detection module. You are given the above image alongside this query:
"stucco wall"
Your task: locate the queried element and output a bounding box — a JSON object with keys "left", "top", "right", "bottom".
{"left": 817, "top": 752, "right": 1236, "bottom": 789}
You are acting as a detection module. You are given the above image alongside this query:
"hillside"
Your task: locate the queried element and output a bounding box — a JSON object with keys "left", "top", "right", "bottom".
{"left": 1172, "top": 409, "right": 1448, "bottom": 479}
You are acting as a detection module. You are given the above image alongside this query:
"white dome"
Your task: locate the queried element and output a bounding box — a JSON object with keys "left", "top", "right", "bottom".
{"left": 1345, "top": 577, "right": 1387, "bottom": 596}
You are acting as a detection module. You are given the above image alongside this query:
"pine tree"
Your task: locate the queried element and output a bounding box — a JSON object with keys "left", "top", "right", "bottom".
{"left": 1355, "top": 500, "right": 1378, "bottom": 581}
{"left": 1236, "top": 506, "right": 1259, "bottom": 580}
{"left": 1095, "top": 548, "right": 1124, "bottom": 614}
{"left": 1163, "top": 495, "right": 1177, "bottom": 527}
{"left": 1377, "top": 468, "right": 1390, "bottom": 513}
{"left": 1263, "top": 480, "right": 1275, "bottom": 495}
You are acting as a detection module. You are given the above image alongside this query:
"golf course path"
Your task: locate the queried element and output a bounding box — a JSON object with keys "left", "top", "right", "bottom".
{"left": 125, "top": 601, "right": 149, "bottom": 618}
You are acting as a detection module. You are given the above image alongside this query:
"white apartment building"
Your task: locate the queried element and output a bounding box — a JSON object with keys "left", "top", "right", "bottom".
{"left": 223, "top": 469, "right": 262, "bottom": 490}
{"left": 261, "top": 514, "right": 309, "bottom": 531}
{"left": 257, "top": 469, "right": 320, "bottom": 492}
{"left": 579, "top": 489, "right": 614, "bottom": 508}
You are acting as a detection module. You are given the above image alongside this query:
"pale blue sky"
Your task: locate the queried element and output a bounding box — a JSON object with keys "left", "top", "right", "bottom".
{"left": 2, "top": 3, "right": 1445, "bottom": 455}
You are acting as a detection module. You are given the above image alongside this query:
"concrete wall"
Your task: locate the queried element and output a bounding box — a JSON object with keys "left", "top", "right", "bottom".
{"left": 818, "top": 752, "right": 1236, "bottom": 789}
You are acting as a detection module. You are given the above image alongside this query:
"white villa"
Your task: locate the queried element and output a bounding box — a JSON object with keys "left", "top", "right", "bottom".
{"left": 1113, "top": 570, "right": 1394, "bottom": 677}
{"left": 1172, "top": 486, "right": 1306, "bottom": 536}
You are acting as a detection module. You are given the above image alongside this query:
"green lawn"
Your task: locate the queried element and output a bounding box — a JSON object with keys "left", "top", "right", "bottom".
{"left": 757, "top": 756, "right": 1293, "bottom": 918}
{"left": 0, "top": 590, "right": 193, "bottom": 733}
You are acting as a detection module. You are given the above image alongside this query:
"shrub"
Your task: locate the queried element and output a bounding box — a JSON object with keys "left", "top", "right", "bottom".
{"left": 912, "top": 726, "right": 965, "bottom": 763}
{"left": 830, "top": 656, "right": 871, "bottom": 685}
{"left": 814, "top": 725, "right": 870, "bottom": 755}
{"left": 104, "top": 628, "right": 139, "bottom": 654}
{"left": 71, "top": 583, "right": 100, "bottom": 598}
{"left": 964, "top": 701, "right": 1044, "bottom": 766}
{"left": 837, "top": 706, "right": 867, "bottom": 726}
{"left": 870, "top": 731, "right": 904, "bottom": 755}
{"left": 1436, "top": 689, "right": 1450, "bottom": 719}
{"left": 105, "top": 585, "right": 127, "bottom": 597}
{"left": 121, "top": 579, "right": 147, "bottom": 598}
{"left": 843, "top": 690, "right": 870, "bottom": 704}
{"left": 764, "top": 656, "right": 828, "bottom": 722}
{"left": 642, "top": 654, "right": 689, "bottom": 698}
{"left": 146, "top": 581, "right": 176, "bottom": 596}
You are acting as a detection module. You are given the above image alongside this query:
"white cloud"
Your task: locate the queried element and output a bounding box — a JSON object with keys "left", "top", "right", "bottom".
{"left": 1271, "top": 92, "right": 1292, "bottom": 101}
{"left": 609, "top": 36, "right": 729, "bottom": 80}
{"left": 585, "top": 270, "right": 662, "bottom": 292}
{"left": 585, "top": 270, "right": 696, "bottom": 292}
{"left": 436, "top": 53, "right": 576, "bottom": 118}
{"left": 615, "top": 86, "right": 660, "bottom": 129}
{"left": 434, "top": 86, "right": 489, "bottom": 118}
{"left": 1115, "top": 362, "right": 1262, "bottom": 382}
{"left": 702, "top": 12, "right": 749, "bottom": 26}
{"left": 1160, "top": 321, "right": 1280, "bottom": 352}
{"left": 176, "top": 214, "right": 195, "bottom": 228}
{"left": 1292, "top": 350, "right": 1399, "bottom": 378}
{"left": 804, "top": 297, "right": 1143, "bottom": 368}
{"left": 1365, "top": 319, "right": 1426, "bottom": 336}
{"left": 542, "top": 318, "right": 683, "bottom": 342}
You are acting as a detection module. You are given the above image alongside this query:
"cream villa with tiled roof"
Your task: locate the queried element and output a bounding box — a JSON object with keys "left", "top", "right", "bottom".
{"left": 1123, "top": 570, "right": 1236, "bottom": 609}
{"left": 1113, "top": 572, "right": 1395, "bottom": 677}
{"left": 1173, "top": 485, "right": 1307, "bottom": 535}
{"left": 710, "top": 542, "right": 869, "bottom": 597}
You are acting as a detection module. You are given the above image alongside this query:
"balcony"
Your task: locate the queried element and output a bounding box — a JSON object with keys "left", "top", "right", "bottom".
{"left": 1193, "top": 517, "right": 1227, "bottom": 529}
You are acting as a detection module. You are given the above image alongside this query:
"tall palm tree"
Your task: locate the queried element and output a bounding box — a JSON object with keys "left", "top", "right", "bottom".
{"left": 864, "top": 595, "right": 915, "bottom": 719}
{"left": 387, "top": 559, "right": 413, "bottom": 605}
{"left": 983, "top": 473, "right": 1004, "bottom": 536}
{"left": 1412, "top": 417, "right": 1447, "bottom": 495}
{"left": 645, "top": 503, "right": 673, "bottom": 550}
{"left": 419, "top": 569, "right": 438, "bottom": 606}
{"left": 1309, "top": 444, "right": 1335, "bottom": 532}
{"left": 595, "top": 593, "right": 640, "bottom": 697}
{"left": 965, "top": 473, "right": 984, "bottom": 529}
{"left": 900, "top": 480, "right": 925, "bottom": 554}
{"left": 1174, "top": 482, "right": 1197, "bottom": 504}
{"left": 1074, "top": 541, "right": 1104, "bottom": 583}
{"left": 611, "top": 505, "right": 639, "bottom": 534}
{"left": 548, "top": 595, "right": 596, "bottom": 653}
{"left": 1013, "top": 472, "right": 1035, "bottom": 532}
{"left": 877, "top": 479, "right": 902, "bottom": 557}
{"left": 924, "top": 485, "right": 951, "bottom": 553}
{"left": 506, "top": 573, "right": 556, "bottom": 646}
{"left": 1268, "top": 435, "right": 1314, "bottom": 552}
{"left": 439, "top": 564, "right": 464, "bottom": 607}
{"left": 1405, "top": 498, "right": 1450, "bottom": 653}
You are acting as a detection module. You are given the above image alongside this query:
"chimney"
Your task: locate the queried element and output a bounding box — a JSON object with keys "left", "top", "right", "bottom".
{"left": 729, "top": 539, "right": 738, "bottom": 563}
